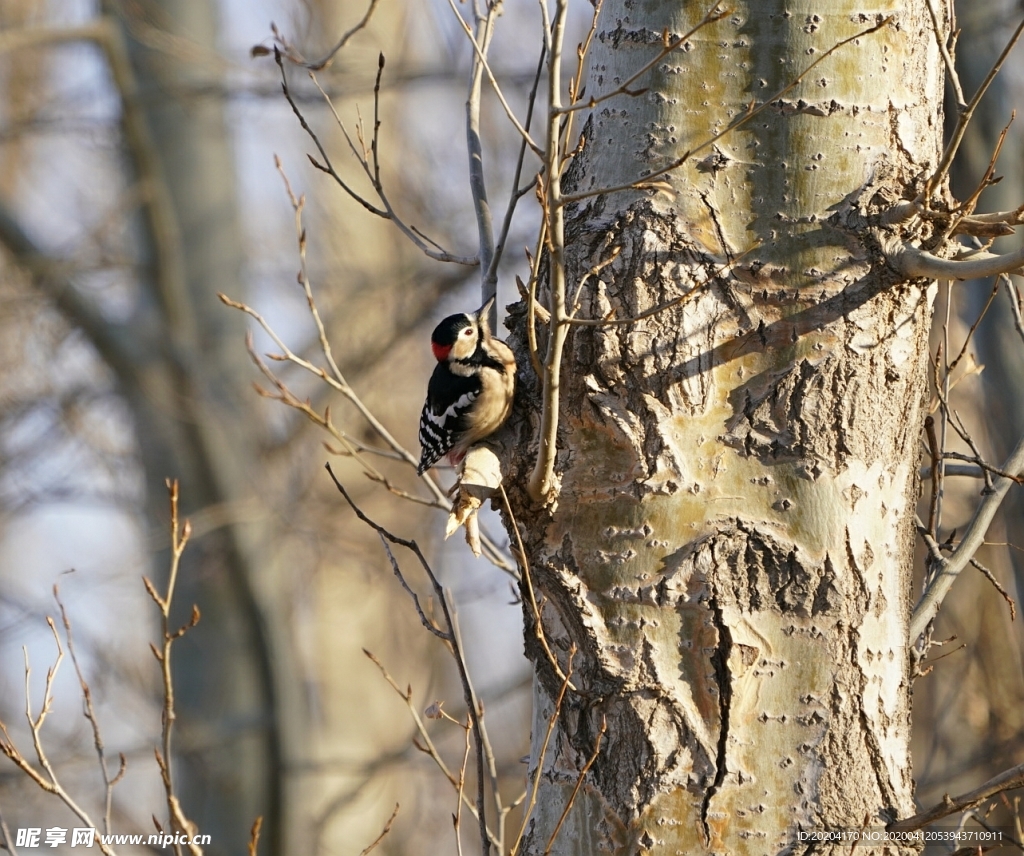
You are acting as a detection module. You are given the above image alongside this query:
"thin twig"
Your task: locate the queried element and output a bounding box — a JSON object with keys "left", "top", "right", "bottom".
{"left": 448, "top": 605, "right": 504, "bottom": 852}
{"left": 280, "top": 51, "right": 478, "bottom": 265}
{"left": 444, "top": 0, "right": 543, "bottom": 156}
{"left": 248, "top": 817, "right": 263, "bottom": 856}
{"left": 360, "top": 804, "right": 400, "bottom": 856}
{"left": 560, "top": 16, "right": 894, "bottom": 206}
{"left": 1002, "top": 273, "right": 1024, "bottom": 346}
{"left": 523, "top": 217, "right": 549, "bottom": 380}
{"left": 377, "top": 533, "right": 450, "bottom": 640}
{"left": 967, "top": 558, "right": 1017, "bottom": 620}
{"left": 326, "top": 466, "right": 493, "bottom": 856}
{"left": 363, "top": 651, "right": 501, "bottom": 850}
{"left": 924, "top": 415, "right": 941, "bottom": 539}
{"left": 940, "top": 452, "right": 1023, "bottom": 485}
{"left": 542, "top": 716, "right": 607, "bottom": 855}
{"left": 923, "top": 0, "right": 965, "bottom": 108}
{"left": 453, "top": 714, "right": 472, "bottom": 856}
{"left": 559, "top": 0, "right": 603, "bottom": 158}
{"left": 464, "top": 0, "right": 500, "bottom": 313}
{"left": 269, "top": 0, "right": 381, "bottom": 71}
{"left": 555, "top": 3, "right": 728, "bottom": 117}
{"left": 0, "top": 627, "right": 116, "bottom": 856}
{"left": 509, "top": 648, "right": 576, "bottom": 856}
{"left": 145, "top": 481, "right": 204, "bottom": 856}
{"left": 0, "top": 802, "right": 17, "bottom": 856}
{"left": 54, "top": 586, "right": 125, "bottom": 836}
{"left": 948, "top": 278, "right": 999, "bottom": 374}
{"left": 499, "top": 486, "right": 575, "bottom": 690}
{"left": 487, "top": 44, "right": 547, "bottom": 288}
{"left": 275, "top": 49, "right": 386, "bottom": 218}
{"left": 951, "top": 410, "right": 995, "bottom": 493}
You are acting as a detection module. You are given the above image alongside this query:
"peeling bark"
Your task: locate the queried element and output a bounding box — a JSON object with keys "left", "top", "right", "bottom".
{"left": 506, "top": 2, "right": 945, "bottom": 853}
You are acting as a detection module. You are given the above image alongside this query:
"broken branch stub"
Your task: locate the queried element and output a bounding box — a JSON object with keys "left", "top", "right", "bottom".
{"left": 445, "top": 445, "right": 504, "bottom": 557}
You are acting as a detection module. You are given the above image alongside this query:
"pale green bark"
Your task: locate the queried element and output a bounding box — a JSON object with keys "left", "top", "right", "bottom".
{"left": 507, "top": 2, "right": 945, "bottom": 853}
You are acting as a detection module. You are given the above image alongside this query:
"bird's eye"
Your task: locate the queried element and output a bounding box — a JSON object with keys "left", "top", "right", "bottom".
{"left": 463, "top": 328, "right": 473, "bottom": 336}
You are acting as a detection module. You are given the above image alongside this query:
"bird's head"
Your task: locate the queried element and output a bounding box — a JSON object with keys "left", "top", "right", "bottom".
{"left": 429, "top": 297, "right": 495, "bottom": 362}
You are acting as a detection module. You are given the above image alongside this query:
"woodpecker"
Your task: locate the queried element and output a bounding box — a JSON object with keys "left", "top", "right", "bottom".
{"left": 417, "top": 297, "right": 516, "bottom": 475}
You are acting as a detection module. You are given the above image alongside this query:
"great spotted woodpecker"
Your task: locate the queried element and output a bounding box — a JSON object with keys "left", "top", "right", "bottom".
{"left": 417, "top": 297, "right": 516, "bottom": 475}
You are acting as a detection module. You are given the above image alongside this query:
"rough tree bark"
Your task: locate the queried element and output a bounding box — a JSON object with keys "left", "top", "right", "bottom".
{"left": 507, "top": 2, "right": 945, "bottom": 853}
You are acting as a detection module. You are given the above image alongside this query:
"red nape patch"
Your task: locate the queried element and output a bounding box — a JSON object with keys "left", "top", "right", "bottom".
{"left": 431, "top": 342, "right": 452, "bottom": 361}
{"left": 448, "top": 450, "right": 466, "bottom": 466}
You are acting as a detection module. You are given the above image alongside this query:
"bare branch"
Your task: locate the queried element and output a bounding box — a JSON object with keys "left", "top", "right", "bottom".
{"left": 464, "top": 1, "right": 500, "bottom": 312}
{"left": 889, "top": 762, "right": 1024, "bottom": 833}
{"left": 948, "top": 279, "right": 998, "bottom": 373}
{"left": 266, "top": 0, "right": 381, "bottom": 71}
{"left": 910, "top": 429, "right": 1024, "bottom": 641}
{"left": 376, "top": 534, "right": 451, "bottom": 640}
{"left": 959, "top": 206, "right": 1024, "bottom": 226}
{"left": 275, "top": 50, "right": 386, "bottom": 217}
{"left": 923, "top": 0, "right": 965, "bottom": 108}
{"left": 0, "top": 626, "right": 117, "bottom": 856}
{"left": 362, "top": 650, "right": 501, "bottom": 850}
{"left": 0, "top": 802, "right": 17, "bottom": 856}
{"left": 279, "top": 53, "right": 479, "bottom": 265}
{"left": 499, "top": 487, "right": 576, "bottom": 691}
{"left": 248, "top": 817, "right": 262, "bottom": 856}
{"left": 527, "top": 0, "right": 571, "bottom": 506}
{"left": 920, "top": 462, "right": 1021, "bottom": 481}
{"left": 891, "top": 241, "right": 1024, "bottom": 280}
{"left": 967, "top": 557, "right": 1016, "bottom": 621}
{"left": 1002, "top": 273, "right": 1024, "bottom": 346}
{"left": 924, "top": 414, "right": 942, "bottom": 539}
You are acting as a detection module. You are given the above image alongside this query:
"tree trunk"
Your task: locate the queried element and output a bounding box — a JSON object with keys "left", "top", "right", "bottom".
{"left": 508, "top": 3, "right": 945, "bottom": 853}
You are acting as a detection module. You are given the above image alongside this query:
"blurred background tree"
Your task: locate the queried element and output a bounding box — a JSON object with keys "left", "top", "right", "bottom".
{"left": 0, "top": 0, "right": 538, "bottom": 853}
{"left": 0, "top": 0, "right": 1022, "bottom": 854}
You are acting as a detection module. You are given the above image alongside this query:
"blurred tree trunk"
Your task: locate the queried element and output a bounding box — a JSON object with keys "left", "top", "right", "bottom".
{"left": 99, "top": 2, "right": 284, "bottom": 852}
{"left": 509, "top": 2, "right": 944, "bottom": 853}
